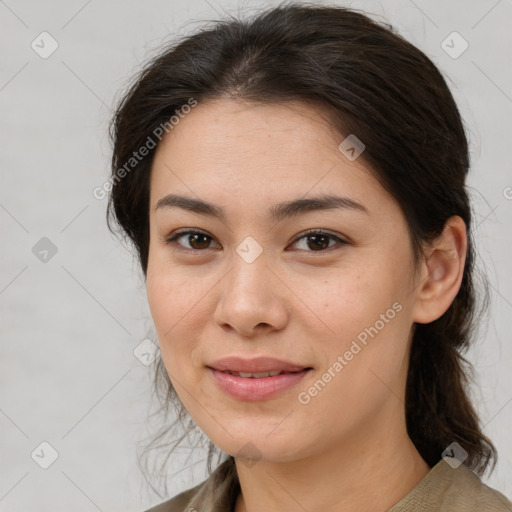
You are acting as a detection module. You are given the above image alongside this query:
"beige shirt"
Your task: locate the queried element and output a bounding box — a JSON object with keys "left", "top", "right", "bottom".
{"left": 145, "top": 456, "right": 512, "bottom": 512}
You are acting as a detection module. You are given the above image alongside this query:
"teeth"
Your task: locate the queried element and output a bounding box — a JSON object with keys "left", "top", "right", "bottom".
{"left": 232, "top": 370, "right": 283, "bottom": 378}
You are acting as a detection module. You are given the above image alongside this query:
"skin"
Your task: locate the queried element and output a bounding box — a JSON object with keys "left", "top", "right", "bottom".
{"left": 146, "top": 98, "right": 467, "bottom": 512}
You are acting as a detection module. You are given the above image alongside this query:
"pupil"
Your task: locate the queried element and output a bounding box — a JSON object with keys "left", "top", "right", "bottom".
{"left": 190, "top": 233, "right": 210, "bottom": 249}
{"left": 308, "top": 234, "right": 328, "bottom": 250}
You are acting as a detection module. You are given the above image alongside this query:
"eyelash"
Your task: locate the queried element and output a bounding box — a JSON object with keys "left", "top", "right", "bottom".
{"left": 163, "top": 228, "right": 349, "bottom": 255}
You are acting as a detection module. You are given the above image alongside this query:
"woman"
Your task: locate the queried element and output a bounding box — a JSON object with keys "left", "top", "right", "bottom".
{"left": 107, "top": 3, "right": 512, "bottom": 511}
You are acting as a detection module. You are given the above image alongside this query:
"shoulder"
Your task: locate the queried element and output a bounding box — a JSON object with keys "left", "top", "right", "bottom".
{"left": 143, "top": 482, "right": 204, "bottom": 512}
{"left": 142, "top": 456, "right": 239, "bottom": 512}
{"left": 389, "top": 459, "right": 512, "bottom": 511}
{"left": 446, "top": 463, "right": 512, "bottom": 511}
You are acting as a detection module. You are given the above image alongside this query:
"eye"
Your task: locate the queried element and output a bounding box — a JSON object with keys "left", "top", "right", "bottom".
{"left": 163, "top": 228, "right": 348, "bottom": 254}
{"left": 290, "top": 229, "right": 348, "bottom": 253}
{"left": 164, "top": 229, "right": 220, "bottom": 253}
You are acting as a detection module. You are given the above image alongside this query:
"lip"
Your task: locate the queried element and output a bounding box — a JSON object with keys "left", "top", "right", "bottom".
{"left": 208, "top": 367, "right": 312, "bottom": 401}
{"left": 207, "top": 356, "right": 310, "bottom": 373}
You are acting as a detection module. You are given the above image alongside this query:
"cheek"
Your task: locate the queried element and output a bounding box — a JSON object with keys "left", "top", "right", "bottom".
{"left": 146, "top": 262, "right": 212, "bottom": 373}
{"left": 146, "top": 257, "right": 208, "bottom": 330}
{"left": 309, "top": 268, "right": 412, "bottom": 400}
{"left": 312, "top": 268, "right": 396, "bottom": 336}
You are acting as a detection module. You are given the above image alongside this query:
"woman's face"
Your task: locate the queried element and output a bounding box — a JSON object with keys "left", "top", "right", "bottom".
{"left": 146, "top": 98, "right": 422, "bottom": 462}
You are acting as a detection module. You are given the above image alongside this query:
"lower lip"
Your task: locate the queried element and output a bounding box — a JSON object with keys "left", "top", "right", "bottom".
{"left": 208, "top": 367, "right": 311, "bottom": 401}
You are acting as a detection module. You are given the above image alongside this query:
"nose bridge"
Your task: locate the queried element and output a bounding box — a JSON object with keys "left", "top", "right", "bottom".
{"left": 227, "top": 236, "right": 271, "bottom": 297}
{"left": 214, "top": 239, "right": 288, "bottom": 334}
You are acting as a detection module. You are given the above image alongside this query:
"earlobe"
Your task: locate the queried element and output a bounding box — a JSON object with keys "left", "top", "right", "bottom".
{"left": 412, "top": 216, "right": 467, "bottom": 324}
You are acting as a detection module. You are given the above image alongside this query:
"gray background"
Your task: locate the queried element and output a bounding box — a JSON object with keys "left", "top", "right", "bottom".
{"left": 1, "top": 0, "right": 511, "bottom": 510}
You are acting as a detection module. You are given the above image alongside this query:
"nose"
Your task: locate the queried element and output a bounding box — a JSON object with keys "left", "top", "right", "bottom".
{"left": 213, "top": 253, "right": 290, "bottom": 337}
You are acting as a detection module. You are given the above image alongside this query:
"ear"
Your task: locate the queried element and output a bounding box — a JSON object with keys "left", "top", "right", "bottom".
{"left": 412, "top": 216, "right": 467, "bottom": 324}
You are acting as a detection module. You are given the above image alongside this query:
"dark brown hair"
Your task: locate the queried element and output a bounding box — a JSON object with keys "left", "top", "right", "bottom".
{"left": 106, "top": 1, "right": 496, "bottom": 492}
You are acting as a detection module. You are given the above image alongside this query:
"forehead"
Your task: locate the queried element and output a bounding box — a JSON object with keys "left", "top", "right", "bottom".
{"left": 149, "top": 99, "right": 390, "bottom": 217}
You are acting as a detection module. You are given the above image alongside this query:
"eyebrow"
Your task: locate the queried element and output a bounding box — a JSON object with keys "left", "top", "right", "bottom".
{"left": 154, "top": 193, "right": 368, "bottom": 222}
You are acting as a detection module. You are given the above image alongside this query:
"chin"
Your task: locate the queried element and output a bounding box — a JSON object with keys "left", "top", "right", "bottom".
{"left": 211, "top": 431, "right": 309, "bottom": 466}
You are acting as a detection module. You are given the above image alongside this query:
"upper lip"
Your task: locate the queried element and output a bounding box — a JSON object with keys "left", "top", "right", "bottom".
{"left": 208, "top": 356, "right": 310, "bottom": 373}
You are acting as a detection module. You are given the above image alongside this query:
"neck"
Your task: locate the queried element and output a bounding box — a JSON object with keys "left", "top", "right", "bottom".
{"left": 233, "top": 399, "right": 430, "bottom": 512}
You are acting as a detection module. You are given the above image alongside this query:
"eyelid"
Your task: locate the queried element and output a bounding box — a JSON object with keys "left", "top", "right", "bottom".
{"left": 290, "top": 228, "right": 349, "bottom": 246}
{"left": 163, "top": 228, "right": 220, "bottom": 252}
{"left": 164, "top": 227, "right": 350, "bottom": 254}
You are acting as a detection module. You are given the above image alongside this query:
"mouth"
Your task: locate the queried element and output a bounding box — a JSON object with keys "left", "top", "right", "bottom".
{"left": 207, "top": 355, "right": 312, "bottom": 374}
{"left": 206, "top": 356, "right": 313, "bottom": 400}
{"left": 207, "top": 362, "right": 313, "bottom": 401}
{"left": 216, "top": 369, "right": 313, "bottom": 378}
